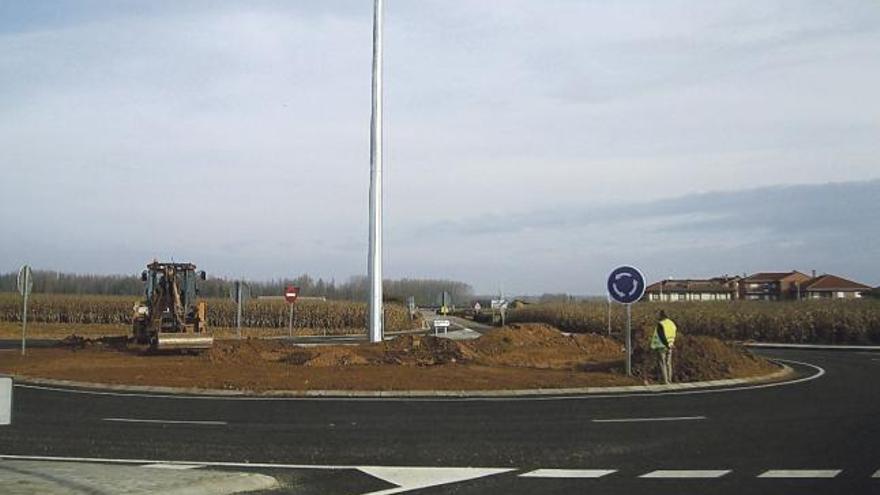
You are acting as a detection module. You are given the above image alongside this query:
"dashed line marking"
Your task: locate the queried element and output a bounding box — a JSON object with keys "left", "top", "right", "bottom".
{"left": 143, "top": 463, "right": 205, "bottom": 470}
{"left": 592, "top": 416, "right": 706, "bottom": 423}
{"left": 758, "top": 470, "right": 841, "bottom": 479}
{"left": 102, "top": 418, "right": 227, "bottom": 426}
{"left": 519, "top": 469, "right": 617, "bottom": 478}
{"left": 640, "top": 470, "right": 731, "bottom": 479}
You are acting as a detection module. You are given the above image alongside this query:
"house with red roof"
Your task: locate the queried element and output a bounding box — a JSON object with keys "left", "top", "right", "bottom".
{"left": 645, "top": 276, "right": 740, "bottom": 302}
{"left": 739, "top": 271, "right": 812, "bottom": 301}
{"left": 798, "top": 274, "right": 872, "bottom": 300}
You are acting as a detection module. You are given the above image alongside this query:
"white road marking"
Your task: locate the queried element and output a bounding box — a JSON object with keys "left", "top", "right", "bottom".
{"left": 102, "top": 418, "right": 227, "bottom": 426}
{"left": 143, "top": 463, "right": 205, "bottom": 470}
{"left": 0, "top": 454, "right": 510, "bottom": 480}
{"left": 758, "top": 470, "right": 841, "bottom": 479}
{"left": 14, "top": 359, "right": 826, "bottom": 402}
{"left": 519, "top": 469, "right": 616, "bottom": 478}
{"left": 640, "top": 470, "right": 731, "bottom": 479}
{"left": 592, "top": 416, "right": 706, "bottom": 423}
{"left": 358, "top": 467, "right": 514, "bottom": 495}
{"left": 873, "top": 469, "right": 880, "bottom": 478}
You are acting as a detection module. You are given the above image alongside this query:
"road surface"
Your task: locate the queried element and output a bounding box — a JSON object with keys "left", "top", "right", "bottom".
{"left": 1, "top": 349, "right": 878, "bottom": 494}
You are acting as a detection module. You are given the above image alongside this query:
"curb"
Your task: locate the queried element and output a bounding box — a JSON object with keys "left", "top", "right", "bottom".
{"left": 745, "top": 342, "right": 880, "bottom": 351}
{"left": 11, "top": 363, "right": 794, "bottom": 398}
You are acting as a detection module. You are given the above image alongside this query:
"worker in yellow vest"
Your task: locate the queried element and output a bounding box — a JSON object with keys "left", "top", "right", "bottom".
{"left": 651, "top": 310, "right": 677, "bottom": 384}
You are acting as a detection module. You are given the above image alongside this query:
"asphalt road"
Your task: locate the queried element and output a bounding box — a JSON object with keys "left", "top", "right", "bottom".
{"left": 1, "top": 349, "right": 879, "bottom": 494}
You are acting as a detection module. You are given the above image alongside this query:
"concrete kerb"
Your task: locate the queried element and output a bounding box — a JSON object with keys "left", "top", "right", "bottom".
{"left": 11, "top": 362, "right": 795, "bottom": 399}
{"left": 745, "top": 342, "right": 880, "bottom": 351}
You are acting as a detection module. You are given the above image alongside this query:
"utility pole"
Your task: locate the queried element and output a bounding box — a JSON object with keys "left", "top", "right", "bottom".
{"left": 367, "top": 0, "right": 385, "bottom": 343}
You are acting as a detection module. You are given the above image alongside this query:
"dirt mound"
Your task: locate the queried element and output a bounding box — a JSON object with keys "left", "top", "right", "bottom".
{"left": 303, "top": 347, "right": 369, "bottom": 367}
{"left": 58, "top": 334, "right": 130, "bottom": 351}
{"left": 632, "top": 332, "right": 777, "bottom": 382}
{"left": 209, "top": 335, "right": 476, "bottom": 368}
{"left": 207, "top": 339, "right": 289, "bottom": 365}
{"left": 465, "top": 324, "right": 623, "bottom": 370}
{"left": 373, "top": 335, "right": 477, "bottom": 366}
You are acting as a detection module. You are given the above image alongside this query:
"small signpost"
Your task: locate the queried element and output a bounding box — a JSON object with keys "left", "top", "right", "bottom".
{"left": 284, "top": 285, "right": 300, "bottom": 338}
{"left": 406, "top": 296, "right": 417, "bottom": 320}
{"left": 229, "top": 281, "right": 250, "bottom": 338}
{"left": 607, "top": 265, "right": 646, "bottom": 376}
{"left": 17, "top": 265, "right": 33, "bottom": 356}
{"left": 491, "top": 299, "right": 508, "bottom": 326}
{"left": 433, "top": 319, "right": 451, "bottom": 336}
{"left": 0, "top": 375, "right": 11, "bottom": 426}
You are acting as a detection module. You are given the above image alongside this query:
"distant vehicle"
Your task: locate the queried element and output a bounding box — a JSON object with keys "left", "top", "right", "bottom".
{"left": 132, "top": 261, "right": 213, "bottom": 351}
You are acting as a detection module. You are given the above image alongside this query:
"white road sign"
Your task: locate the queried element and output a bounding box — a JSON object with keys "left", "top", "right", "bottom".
{"left": 17, "top": 265, "right": 33, "bottom": 296}
{"left": 0, "top": 376, "right": 11, "bottom": 425}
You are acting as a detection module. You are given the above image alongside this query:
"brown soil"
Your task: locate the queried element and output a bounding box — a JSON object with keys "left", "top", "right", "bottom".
{"left": 0, "top": 324, "right": 778, "bottom": 392}
{"left": 465, "top": 324, "right": 623, "bottom": 370}
{"left": 0, "top": 322, "right": 370, "bottom": 340}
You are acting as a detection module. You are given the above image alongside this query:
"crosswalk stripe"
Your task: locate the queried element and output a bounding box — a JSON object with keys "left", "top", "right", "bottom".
{"left": 758, "top": 470, "right": 841, "bottom": 479}
{"left": 519, "top": 469, "right": 617, "bottom": 478}
{"left": 640, "top": 470, "right": 731, "bottom": 479}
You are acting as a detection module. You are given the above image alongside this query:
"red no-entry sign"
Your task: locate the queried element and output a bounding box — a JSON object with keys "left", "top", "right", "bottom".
{"left": 284, "top": 286, "right": 300, "bottom": 304}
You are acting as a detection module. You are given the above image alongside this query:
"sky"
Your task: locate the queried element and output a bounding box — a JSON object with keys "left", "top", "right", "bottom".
{"left": 1, "top": 0, "right": 879, "bottom": 295}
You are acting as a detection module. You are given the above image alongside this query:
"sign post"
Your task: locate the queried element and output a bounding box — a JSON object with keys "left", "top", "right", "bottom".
{"left": 491, "top": 299, "right": 508, "bottom": 326}
{"left": 433, "top": 319, "right": 451, "bottom": 336}
{"left": 17, "top": 265, "right": 33, "bottom": 356}
{"left": 607, "top": 266, "right": 646, "bottom": 376}
{"left": 284, "top": 286, "right": 300, "bottom": 338}
{"left": 230, "top": 281, "right": 250, "bottom": 339}
{"left": 406, "top": 296, "right": 416, "bottom": 320}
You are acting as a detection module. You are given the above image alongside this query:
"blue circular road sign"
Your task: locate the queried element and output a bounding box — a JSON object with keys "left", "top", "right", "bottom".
{"left": 607, "top": 266, "right": 646, "bottom": 304}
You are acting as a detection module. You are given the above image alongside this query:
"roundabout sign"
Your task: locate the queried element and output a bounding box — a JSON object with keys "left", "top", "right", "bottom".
{"left": 607, "top": 266, "right": 646, "bottom": 304}
{"left": 607, "top": 265, "right": 646, "bottom": 377}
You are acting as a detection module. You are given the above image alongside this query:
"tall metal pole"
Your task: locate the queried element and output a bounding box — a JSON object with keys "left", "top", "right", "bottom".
{"left": 367, "top": 0, "right": 385, "bottom": 343}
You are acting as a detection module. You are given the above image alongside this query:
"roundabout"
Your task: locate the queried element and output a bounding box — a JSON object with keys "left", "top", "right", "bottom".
{"left": 2, "top": 348, "right": 878, "bottom": 494}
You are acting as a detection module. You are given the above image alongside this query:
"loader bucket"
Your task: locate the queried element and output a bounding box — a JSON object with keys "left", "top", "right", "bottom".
{"left": 155, "top": 333, "right": 214, "bottom": 351}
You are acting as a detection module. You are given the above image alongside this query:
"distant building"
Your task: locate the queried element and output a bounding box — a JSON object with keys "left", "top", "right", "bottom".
{"left": 740, "top": 271, "right": 812, "bottom": 301}
{"left": 645, "top": 276, "right": 740, "bottom": 302}
{"left": 798, "top": 274, "right": 871, "bottom": 300}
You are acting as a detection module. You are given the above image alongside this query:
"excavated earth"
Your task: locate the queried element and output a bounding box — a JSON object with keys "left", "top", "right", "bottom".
{"left": 0, "top": 324, "right": 778, "bottom": 392}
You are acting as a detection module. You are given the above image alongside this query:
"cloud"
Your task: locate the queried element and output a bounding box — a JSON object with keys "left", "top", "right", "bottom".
{"left": 398, "top": 180, "right": 880, "bottom": 293}
{"left": 0, "top": 2, "right": 878, "bottom": 293}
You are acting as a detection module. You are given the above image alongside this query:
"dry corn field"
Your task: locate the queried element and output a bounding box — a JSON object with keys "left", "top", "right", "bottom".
{"left": 0, "top": 293, "right": 414, "bottom": 332}
{"left": 508, "top": 300, "right": 880, "bottom": 345}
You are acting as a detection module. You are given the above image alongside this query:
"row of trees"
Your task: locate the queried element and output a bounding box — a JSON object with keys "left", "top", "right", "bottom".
{"left": 0, "top": 270, "right": 473, "bottom": 306}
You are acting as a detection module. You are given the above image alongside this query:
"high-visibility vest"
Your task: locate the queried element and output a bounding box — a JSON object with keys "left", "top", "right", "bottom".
{"left": 651, "top": 318, "right": 677, "bottom": 350}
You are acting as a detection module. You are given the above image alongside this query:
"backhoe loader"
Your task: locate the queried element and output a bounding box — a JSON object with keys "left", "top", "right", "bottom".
{"left": 132, "top": 261, "right": 213, "bottom": 351}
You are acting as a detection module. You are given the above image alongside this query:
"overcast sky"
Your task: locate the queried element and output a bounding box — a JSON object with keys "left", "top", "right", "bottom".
{"left": 1, "top": 1, "right": 879, "bottom": 294}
